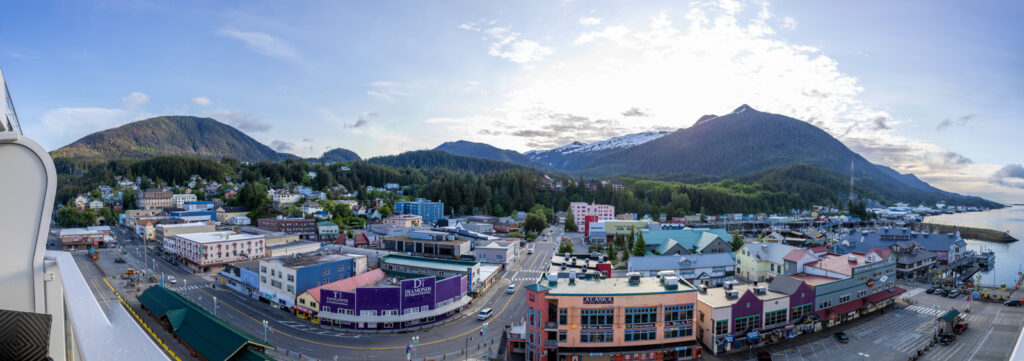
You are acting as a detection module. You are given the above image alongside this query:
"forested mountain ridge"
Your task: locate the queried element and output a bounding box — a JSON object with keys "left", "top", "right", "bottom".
{"left": 434, "top": 140, "right": 548, "bottom": 169}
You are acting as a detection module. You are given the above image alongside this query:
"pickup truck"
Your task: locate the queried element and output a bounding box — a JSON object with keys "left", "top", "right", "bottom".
{"left": 953, "top": 321, "right": 969, "bottom": 335}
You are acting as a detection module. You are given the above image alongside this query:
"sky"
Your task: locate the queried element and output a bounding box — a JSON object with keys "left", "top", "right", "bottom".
{"left": 2, "top": 0, "right": 1023, "bottom": 203}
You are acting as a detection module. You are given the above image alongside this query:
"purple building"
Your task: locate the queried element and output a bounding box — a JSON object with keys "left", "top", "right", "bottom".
{"left": 317, "top": 275, "right": 470, "bottom": 330}
{"left": 697, "top": 279, "right": 810, "bottom": 355}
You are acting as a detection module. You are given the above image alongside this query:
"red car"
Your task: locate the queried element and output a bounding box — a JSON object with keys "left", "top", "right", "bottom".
{"left": 953, "top": 322, "right": 969, "bottom": 335}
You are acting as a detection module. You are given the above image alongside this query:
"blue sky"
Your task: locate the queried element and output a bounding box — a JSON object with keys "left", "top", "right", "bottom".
{"left": 3, "top": 0, "right": 1023, "bottom": 202}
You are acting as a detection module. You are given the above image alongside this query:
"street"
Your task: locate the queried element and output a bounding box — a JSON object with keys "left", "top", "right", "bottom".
{"left": 86, "top": 224, "right": 561, "bottom": 360}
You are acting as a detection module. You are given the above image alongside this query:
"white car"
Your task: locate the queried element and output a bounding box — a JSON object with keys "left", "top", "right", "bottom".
{"left": 527, "top": 248, "right": 534, "bottom": 254}
{"left": 478, "top": 308, "right": 493, "bottom": 320}
{"left": 506, "top": 284, "right": 516, "bottom": 294}
{"left": 166, "top": 275, "right": 177, "bottom": 284}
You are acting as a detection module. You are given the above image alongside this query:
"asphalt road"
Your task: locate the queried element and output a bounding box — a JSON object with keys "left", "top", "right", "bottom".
{"left": 98, "top": 225, "right": 561, "bottom": 361}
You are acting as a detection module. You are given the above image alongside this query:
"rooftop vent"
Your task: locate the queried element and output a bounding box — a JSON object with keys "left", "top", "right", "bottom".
{"left": 726, "top": 290, "right": 739, "bottom": 299}
{"left": 568, "top": 271, "right": 576, "bottom": 285}
{"left": 698, "top": 284, "right": 708, "bottom": 294}
{"left": 547, "top": 273, "right": 558, "bottom": 285}
{"left": 723, "top": 282, "right": 733, "bottom": 290}
{"left": 627, "top": 272, "right": 642, "bottom": 285}
{"left": 755, "top": 287, "right": 767, "bottom": 295}
{"left": 663, "top": 276, "right": 679, "bottom": 289}
{"left": 848, "top": 255, "right": 857, "bottom": 263}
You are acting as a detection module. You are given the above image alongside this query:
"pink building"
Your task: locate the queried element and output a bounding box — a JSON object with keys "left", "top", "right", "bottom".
{"left": 570, "top": 202, "right": 615, "bottom": 230}
{"left": 524, "top": 275, "right": 700, "bottom": 361}
{"left": 166, "top": 231, "right": 266, "bottom": 272}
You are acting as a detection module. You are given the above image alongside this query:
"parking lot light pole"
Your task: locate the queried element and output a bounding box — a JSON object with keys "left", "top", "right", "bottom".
{"left": 214, "top": 296, "right": 218, "bottom": 316}
{"left": 263, "top": 320, "right": 268, "bottom": 342}
{"left": 412, "top": 336, "right": 420, "bottom": 360}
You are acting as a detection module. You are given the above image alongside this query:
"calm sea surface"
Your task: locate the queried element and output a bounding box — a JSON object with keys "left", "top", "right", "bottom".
{"left": 925, "top": 205, "right": 1024, "bottom": 287}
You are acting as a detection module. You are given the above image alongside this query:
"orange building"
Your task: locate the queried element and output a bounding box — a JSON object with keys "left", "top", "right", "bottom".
{"left": 524, "top": 273, "right": 701, "bottom": 361}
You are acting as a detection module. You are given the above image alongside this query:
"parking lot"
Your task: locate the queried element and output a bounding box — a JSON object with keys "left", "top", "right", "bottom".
{"left": 708, "top": 285, "right": 1024, "bottom": 361}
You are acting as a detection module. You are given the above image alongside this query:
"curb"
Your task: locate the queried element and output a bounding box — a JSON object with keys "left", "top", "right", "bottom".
{"left": 103, "top": 277, "right": 184, "bottom": 361}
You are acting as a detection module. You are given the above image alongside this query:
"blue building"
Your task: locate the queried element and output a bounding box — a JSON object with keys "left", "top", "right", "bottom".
{"left": 394, "top": 198, "right": 445, "bottom": 224}
{"left": 219, "top": 260, "right": 261, "bottom": 298}
{"left": 183, "top": 200, "right": 215, "bottom": 211}
{"left": 169, "top": 210, "right": 217, "bottom": 222}
{"left": 258, "top": 253, "right": 369, "bottom": 308}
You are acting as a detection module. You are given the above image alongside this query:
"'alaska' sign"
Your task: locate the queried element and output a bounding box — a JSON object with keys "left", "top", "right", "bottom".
{"left": 583, "top": 296, "right": 614, "bottom": 304}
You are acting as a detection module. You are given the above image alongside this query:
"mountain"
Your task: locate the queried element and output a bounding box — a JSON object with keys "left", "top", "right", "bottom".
{"left": 51, "top": 116, "right": 287, "bottom": 162}
{"left": 316, "top": 148, "right": 361, "bottom": 162}
{"left": 367, "top": 150, "right": 531, "bottom": 174}
{"left": 434, "top": 140, "right": 544, "bottom": 168}
{"left": 580, "top": 104, "right": 994, "bottom": 205}
{"left": 524, "top": 131, "right": 670, "bottom": 171}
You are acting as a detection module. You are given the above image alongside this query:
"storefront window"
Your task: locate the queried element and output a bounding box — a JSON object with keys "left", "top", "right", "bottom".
{"left": 714, "top": 320, "right": 729, "bottom": 335}
{"left": 664, "top": 304, "right": 694, "bottom": 325}
{"left": 734, "top": 314, "right": 761, "bottom": 334}
{"left": 791, "top": 304, "right": 812, "bottom": 321}
{"left": 581, "top": 330, "right": 614, "bottom": 343}
{"left": 664, "top": 325, "right": 693, "bottom": 339}
{"left": 580, "top": 309, "right": 614, "bottom": 328}
{"left": 764, "top": 310, "right": 786, "bottom": 327}
{"left": 625, "top": 307, "right": 657, "bottom": 327}
{"left": 624, "top": 328, "right": 657, "bottom": 342}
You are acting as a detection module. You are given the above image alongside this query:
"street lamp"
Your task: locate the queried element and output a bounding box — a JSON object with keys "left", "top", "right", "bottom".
{"left": 263, "top": 320, "right": 269, "bottom": 342}
{"left": 213, "top": 296, "right": 218, "bottom": 316}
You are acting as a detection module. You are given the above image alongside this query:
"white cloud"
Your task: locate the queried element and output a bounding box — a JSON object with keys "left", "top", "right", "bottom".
{"left": 579, "top": 17, "right": 602, "bottom": 26}
{"left": 209, "top": 110, "right": 271, "bottom": 132}
{"left": 192, "top": 96, "right": 211, "bottom": 106}
{"left": 460, "top": 23, "right": 554, "bottom": 65}
{"left": 367, "top": 81, "right": 414, "bottom": 102}
{"left": 217, "top": 28, "right": 301, "bottom": 62}
{"left": 42, "top": 92, "right": 151, "bottom": 147}
{"left": 782, "top": 16, "right": 798, "bottom": 29}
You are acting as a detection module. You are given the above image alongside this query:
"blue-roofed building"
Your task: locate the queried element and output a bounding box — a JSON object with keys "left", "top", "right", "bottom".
{"left": 836, "top": 229, "right": 967, "bottom": 265}
{"left": 169, "top": 210, "right": 217, "bottom": 222}
{"left": 627, "top": 253, "right": 736, "bottom": 286}
{"left": 183, "top": 200, "right": 215, "bottom": 211}
{"left": 640, "top": 228, "right": 733, "bottom": 255}
{"left": 394, "top": 198, "right": 444, "bottom": 223}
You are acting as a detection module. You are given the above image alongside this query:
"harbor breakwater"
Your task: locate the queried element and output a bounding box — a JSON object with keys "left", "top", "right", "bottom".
{"left": 912, "top": 222, "right": 1018, "bottom": 243}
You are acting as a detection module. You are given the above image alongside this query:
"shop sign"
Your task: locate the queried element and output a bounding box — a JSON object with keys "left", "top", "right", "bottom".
{"left": 747, "top": 331, "right": 760, "bottom": 340}
{"left": 583, "top": 296, "right": 614, "bottom": 304}
{"left": 724, "top": 335, "right": 735, "bottom": 342}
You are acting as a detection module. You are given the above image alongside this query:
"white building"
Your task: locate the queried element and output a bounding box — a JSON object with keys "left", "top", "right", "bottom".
{"left": 300, "top": 201, "right": 324, "bottom": 214}
{"left": 166, "top": 231, "right": 266, "bottom": 272}
{"left": 171, "top": 193, "right": 197, "bottom": 208}
{"left": 569, "top": 201, "right": 615, "bottom": 230}
{"left": 228, "top": 215, "right": 252, "bottom": 225}
{"left": 474, "top": 241, "right": 518, "bottom": 264}
{"left": 272, "top": 193, "right": 303, "bottom": 206}
{"left": 88, "top": 200, "right": 104, "bottom": 209}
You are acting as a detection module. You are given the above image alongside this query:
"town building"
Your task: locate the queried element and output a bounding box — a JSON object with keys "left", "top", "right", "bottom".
{"left": 787, "top": 249, "right": 904, "bottom": 328}
{"left": 640, "top": 229, "right": 734, "bottom": 256}
{"left": 258, "top": 253, "right": 369, "bottom": 308}
{"left": 257, "top": 216, "right": 317, "bottom": 239}
{"left": 218, "top": 260, "right": 261, "bottom": 298}
{"left": 301, "top": 201, "right": 324, "bottom": 215}
{"left": 136, "top": 189, "right": 173, "bottom": 209}
{"left": 569, "top": 201, "right": 615, "bottom": 230}
{"left": 394, "top": 198, "right": 445, "bottom": 224}
{"left": 171, "top": 193, "right": 197, "bottom": 208}
{"left": 88, "top": 199, "right": 104, "bottom": 209}
{"left": 627, "top": 253, "right": 736, "bottom": 286}
{"left": 272, "top": 192, "right": 304, "bottom": 206}
{"left": 586, "top": 220, "right": 658, "bottom": 243}
{"left": 381, "top": 230, "right": 471, "bottom": 260}
{"left": 154, "top": 222, "right": 216, "bottom": 242}
{"left": 228, "top": 215, "right": 252, "bottom": 225}
{"left": 166, "top": 231, "right": 266, "bottom": 272}
{"left": 695, "top": 278, "right": 816, "bottom": 355}
{"left": 382, "top": 214, "right": 422, "bottom": 228}
{"left": 216, "top": 205, "right": 251, "bottom": 223}
{"left": 524, "top": 274, "right": 701, "bottom": 361}
{"left": 735, "top": 242, "right": 798, "bottom": 282}
{"left": 123, "top": 208, "right": 162, "bottom": 227}
{"left": 888, "top": 241, "right": 937, "bottom": 279}
{"left": 183, "top": 200, "right": 215, "bottom": 212}
{"left": 316, "top": 221, "right": 340, "bottom": 241}
{"left": 265, "top": 240, "right": 322, "bottom": 257}
{"left": 494, "top": 219, "right": 520, "bottom": 233}
{"left": 379, "top": 254, "right": 483, "bottom": 290}
{"left": 474, "top": 241, "right": 519, "bottom": 264}
{"left": 58, "top": 226, "right": 113, "bottom": 250}
{"left": 460, "top": 222, "right": 494, "bottom": 234}
{"left": 303, "top": 272, "right": 470, "bottom": 331}
{"left": 838, "top": 229, "right": 967, "bottom": 265}
{"left": 168, "top": 210, "right": 217, "bottom": 222}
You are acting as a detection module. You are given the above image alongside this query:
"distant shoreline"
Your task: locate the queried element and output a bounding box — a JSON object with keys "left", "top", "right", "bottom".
{"left": 912, "top": 222, "right": 1017, "bottom": 243}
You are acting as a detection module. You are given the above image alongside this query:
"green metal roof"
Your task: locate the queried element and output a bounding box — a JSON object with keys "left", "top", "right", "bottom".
{"left": 542, "top": 277, "right": 695, "bottom": 296}
{"left": 940, "top": 309, "right": 960, "bottom": 322}
{"left": 138, "top": 286, "right": 270, "bottom": 361}
{"left": 652, "top": 239, "right": 680, "bottom": 255}
{"left": 641, "top": 229, "right": 730, "bottom": 252}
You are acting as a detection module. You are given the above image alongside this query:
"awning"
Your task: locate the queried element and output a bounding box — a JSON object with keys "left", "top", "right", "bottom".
{"left": 866, "top": 287, "right": 907, "bottom": 304}
{"left": 815, "top": 299, "right": 865, "bottom": 320}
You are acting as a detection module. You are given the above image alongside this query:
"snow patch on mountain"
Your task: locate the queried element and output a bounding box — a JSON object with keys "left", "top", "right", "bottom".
{"left": 525, "top": 131, "right": 670, "bottom": 157}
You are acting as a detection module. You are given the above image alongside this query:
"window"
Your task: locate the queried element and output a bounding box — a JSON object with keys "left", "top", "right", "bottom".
{"left": 558, "top": 331, "right": 567, "bottom": 343}
{"left": 261, "top": 276, "right": 267, "bottom": 283}
{"left": 819, "top": 299, "right": 832, "bottom": 309}
{"left": 271, "top": 280, "right": 282, "bottom": 288}
{"left": 838, "top": 294, "right": 851, "bottom": 304}
{"left": 580, "top": 309, "right": 615, "bottom": 329}
{"left": 764, "top": 310, "right": 787, "bottom": 327}
{"left": 322, "top": 268, "right": 329, "bottom": 276}
{"left": 625, "top": 307, "right": 657, "bottom": 327}
{"left": 299, "top": 299, "right": 305, "bottom": 305}
{"left": 791, "top": 304, "right": 812, "bottom": 321}
{"left": 261, "top": 266, "right": 267, "bottom": 273}
{"left": 287, "top": 274, "right": 295, "bottom": 282}
{"left": 714, "top": 320, "right": 729, "bottom": 335}
{"left": 382, "top": 310, "right": 398, "bottom": 316}
{"left": 857, "top": 289, "right": 868, "bottom": 298}
{"left": 287, "top": 285, "right": 294, "bottom": 293}
{"left": 580, "top": 330, "right": 614, "bottom": 343}
{"left": 624, "top": 328, "right": 657, "bottom": 342}
{"left": 558, "top": 308, "right": 568, "bottom": 325}
{"left": 734, "top": 315, "right": 761, "bottom": 334}
{"left": 664, "top": 304, "right": 694, "bottom": 325}
{"left": 664, "top": 325, "right": 693, "bottom": 339}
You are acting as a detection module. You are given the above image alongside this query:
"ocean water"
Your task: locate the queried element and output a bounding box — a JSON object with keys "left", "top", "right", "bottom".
{"left": 925, "top": 205, "right": 1024, "bottom": 287}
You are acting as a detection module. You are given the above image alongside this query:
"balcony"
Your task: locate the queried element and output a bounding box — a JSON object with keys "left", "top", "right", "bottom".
{"left": 544, "top": 340, "right": 558, "bottom": 347}
{"left": 545, "top": 321, "right": 558, "bottom": 329}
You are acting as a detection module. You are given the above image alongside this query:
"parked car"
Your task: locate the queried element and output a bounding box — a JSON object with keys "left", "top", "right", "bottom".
{"left": 953, "top": 321, "right": 969, "bottom": 334}
{"left": 507, "top": 284, "right": 517, "bottom": 294}
{"left": 114, "top": 257, "right": 127, "bottom": 264}
{"left": 934, "top": 288, "right": 948, "bottom": 296}
{"left": 926, "top": 286, "right": 937, "bottom": 294}
{"left": 947, "top": 290, "right": 960, "bottom": 298}
{"left": 1005, "top": 299, "right": 1022, "bottom": 307}
{"left": 756, "top": 351, "right": 772, "bottom": 361}
{"left": 477, "top": 308, "right": 493, "bottom": 320}
{"left": 939, "top": 334, "right": 955, "bottom": 346}
{"left": 833, "top": 332, "right": 849, "bottom": 343}
{"left": 528, "top": 248, "right": 534, "bottom": 255}
{"left": 166, "top": 275, "right": 177, "bottom": 284}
